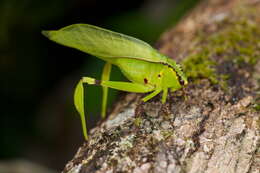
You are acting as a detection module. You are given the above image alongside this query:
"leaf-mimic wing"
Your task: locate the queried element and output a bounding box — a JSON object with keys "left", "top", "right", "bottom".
{"left": 42, "top": 24, "right": 187, "bottom": 83}
{"left": 42, "top": 24, "right": 167, "bottom": 63}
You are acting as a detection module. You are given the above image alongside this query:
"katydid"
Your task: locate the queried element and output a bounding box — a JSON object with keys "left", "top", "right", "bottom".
{"left": 42, "top": 24, "right": 188, "bottom": 140}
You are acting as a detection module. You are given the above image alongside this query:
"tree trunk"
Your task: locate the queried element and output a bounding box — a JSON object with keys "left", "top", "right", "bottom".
{"left": 63, "top": 0, "right": 260, "bottom": 172}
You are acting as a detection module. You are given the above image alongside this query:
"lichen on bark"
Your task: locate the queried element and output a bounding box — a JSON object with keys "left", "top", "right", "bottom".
{"left": 63, "top": 0, "right": 260, "bottom": 172}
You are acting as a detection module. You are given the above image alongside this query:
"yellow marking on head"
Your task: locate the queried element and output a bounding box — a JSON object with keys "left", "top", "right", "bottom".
{"left": 169, "top": 67, "right": 177, "bottom": 75}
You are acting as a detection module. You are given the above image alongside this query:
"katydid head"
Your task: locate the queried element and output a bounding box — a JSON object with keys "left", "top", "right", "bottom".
{"left": 176, "top": 65, "right": 188, "bottom": 86}
{"left": 158, "top": 54, "right": 188, "bottom": 87}
{"left": 169, "top": 61, "right": 188, "bottom": 86}
{"left": 161, "top": 66, "right": 183, "bottom": 90}
{"left": 178, "top": 72, "right": 188, "bottom": 86}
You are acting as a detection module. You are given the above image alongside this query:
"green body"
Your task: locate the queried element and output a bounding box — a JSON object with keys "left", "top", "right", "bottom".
{"left": 114, "top": 58, "right": 182, "bottom": 90}
{"left": 42, "top": 24, "right": 187, "bottom": 140}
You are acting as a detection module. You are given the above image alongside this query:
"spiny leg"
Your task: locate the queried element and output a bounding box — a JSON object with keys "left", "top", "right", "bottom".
{"left": 74, "top": 77, "right": 154, "bottom": 140}
{"left": 142, "top": 89, "right": 162, "bottom": 102}
{"left": 101, "top": 62, "right": 111, "bottom": 118}
{"left": 82, "top": 77, "right": 154, "bottom": 93}
{"left": 162, "top": 88, "right": 168, "bottom": 104}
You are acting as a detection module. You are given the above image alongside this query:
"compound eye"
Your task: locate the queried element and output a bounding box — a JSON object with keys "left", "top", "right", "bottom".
{"left": 180, "top": 80, "right": 185, "bottom": 85}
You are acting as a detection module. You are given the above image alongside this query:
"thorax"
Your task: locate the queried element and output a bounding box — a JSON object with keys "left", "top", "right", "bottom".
{"left": 114, "top": 58, "right": 164, "bottom": 87}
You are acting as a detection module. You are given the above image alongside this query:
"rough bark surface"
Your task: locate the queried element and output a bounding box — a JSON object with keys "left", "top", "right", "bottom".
{"left": 63, "top": 0, "right": 260, "bottom": 172}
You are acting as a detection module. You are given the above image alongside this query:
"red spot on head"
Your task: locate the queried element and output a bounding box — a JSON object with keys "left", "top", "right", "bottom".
{"left": 144, "top": 78, "right": 148, "bottom": 84}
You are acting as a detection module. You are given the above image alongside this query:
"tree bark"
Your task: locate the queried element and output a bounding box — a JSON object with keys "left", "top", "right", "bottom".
{"left": 63, "top": 0, "right": 260, "bottom": 172}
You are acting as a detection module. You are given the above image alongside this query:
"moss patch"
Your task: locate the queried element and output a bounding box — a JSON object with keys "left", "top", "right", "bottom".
{"left": 133, "top": 117, "right": 142, "bottom": 127}
{"left": 253, "top": 104, "right": 260, "bottom": 112}
{"left": 252, "top": 96, "right": 260, "bottom": 112}
{"left": 182, "top": 5, "right": 260, "bottom": 91}
{"left": 182, "top": 50, "right": 218, "bottom": 84}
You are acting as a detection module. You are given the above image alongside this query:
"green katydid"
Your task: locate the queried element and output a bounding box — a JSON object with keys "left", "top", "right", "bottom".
{"left": 42, "top": 24, "right": 188, "bottom": 140}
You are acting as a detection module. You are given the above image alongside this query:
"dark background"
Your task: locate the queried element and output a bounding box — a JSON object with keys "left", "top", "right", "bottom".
{"left": 1, "top": 0, "right": 199, "bottom": 172}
